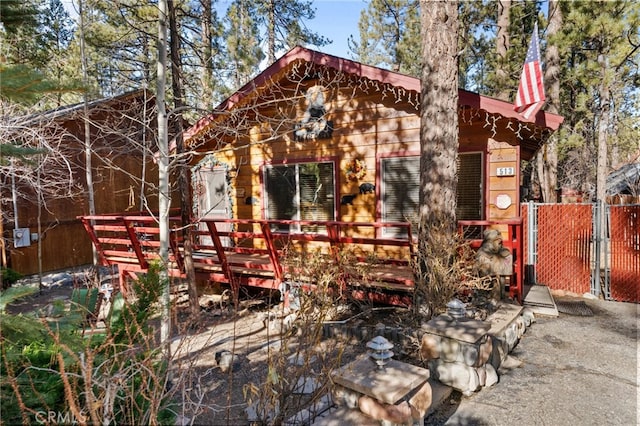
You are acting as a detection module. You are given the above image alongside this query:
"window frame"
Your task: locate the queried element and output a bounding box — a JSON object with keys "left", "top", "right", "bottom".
{"left": 262, "top": 159, "right": 337, "bottom": 233}
{"left": 379, "top": 155, "right": 421, "bottom": 238}
{"left": 379, "top": 152, "right": 485, "bottom": 238}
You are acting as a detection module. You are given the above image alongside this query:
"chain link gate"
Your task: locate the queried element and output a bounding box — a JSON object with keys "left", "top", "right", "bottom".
{"left": 523, "top": 202, "right": 640, "bottom": 302}
{"left": 607, "top": 204, "right": 640, "bottom": 302}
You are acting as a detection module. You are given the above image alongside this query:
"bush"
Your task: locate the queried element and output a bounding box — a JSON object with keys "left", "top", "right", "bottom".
{"left": 0, "top": 263, "right": 176, "bottom": 425}
{"left": 412, "top": 220, "right": 474, "bottom": 319}
{"left": 1, "top": 267, "right": 22, "bottom": 288}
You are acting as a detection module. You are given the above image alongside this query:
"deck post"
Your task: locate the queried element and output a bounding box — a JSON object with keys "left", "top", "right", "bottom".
{"left": 204, "top": 219, "right": 238, "bottom": 305}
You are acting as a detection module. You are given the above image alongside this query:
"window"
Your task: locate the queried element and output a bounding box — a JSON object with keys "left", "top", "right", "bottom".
{"left": 456, "top": 152, "right": 484, "bottom": 239}
{"left": 264, "top": 161, "right": 335, "bottom": 232}
{"left": 381, "top": 156, "right": 420, "bottom": 237}
{"left": 456, "top": 152, "right": 483, "bottom": 221}
{"left": 380, "top": 153, "right": 483, "bottom": 237}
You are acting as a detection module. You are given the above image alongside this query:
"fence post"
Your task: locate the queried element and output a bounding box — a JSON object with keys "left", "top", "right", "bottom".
{"left": 591, "top": 201, "right": 603, "bottom": 297}
{"left": 603, "top": 204, "right": 611, "bottom": 300}
{"left": 525, "top": 201, "right": 537, "bottom": 284}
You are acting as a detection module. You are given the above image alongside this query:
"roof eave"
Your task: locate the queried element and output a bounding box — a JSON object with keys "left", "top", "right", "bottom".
{"left": 184, "top": 46, "right": 564, "bottom": 143}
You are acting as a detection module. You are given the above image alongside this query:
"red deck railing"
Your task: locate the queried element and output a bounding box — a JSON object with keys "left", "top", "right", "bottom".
{"left": 80, "top": 213, "right": 523, "bottom": 306}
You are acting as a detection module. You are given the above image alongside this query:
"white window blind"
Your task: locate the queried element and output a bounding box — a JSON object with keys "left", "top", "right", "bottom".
{"left": 380, "top": 153, "right": 483, "bottom": 237}
{"left": 264, "top": 161, "right": 335, "bottom": 232}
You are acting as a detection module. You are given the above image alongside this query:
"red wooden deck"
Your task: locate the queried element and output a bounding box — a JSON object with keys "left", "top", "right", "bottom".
{"left": 79, "top": 213, "right": 522, "bottom": 306}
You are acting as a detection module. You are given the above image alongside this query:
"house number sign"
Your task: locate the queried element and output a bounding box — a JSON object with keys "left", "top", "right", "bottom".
{"left": 496, "top": 167, "right": 515, "bottom": 177}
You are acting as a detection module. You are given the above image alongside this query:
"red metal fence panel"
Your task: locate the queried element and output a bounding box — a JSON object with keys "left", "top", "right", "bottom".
{"left": 609, "top": 205, "right": 640, "bottom": 302}
{"left": 535, "top": 204, "right": 592, "bottom": 294}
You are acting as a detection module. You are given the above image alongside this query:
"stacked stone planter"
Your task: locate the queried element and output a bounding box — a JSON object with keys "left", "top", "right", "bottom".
{"left": 420, "top": 304, "right": 535, "bottom": 396}
{"left": 329, "top": 352, "right": 433, "bottom": 425}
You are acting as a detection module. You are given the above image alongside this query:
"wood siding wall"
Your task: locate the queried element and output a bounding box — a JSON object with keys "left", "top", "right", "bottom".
{"left": 195, "top": 82, "right": 523, "bottom": 237}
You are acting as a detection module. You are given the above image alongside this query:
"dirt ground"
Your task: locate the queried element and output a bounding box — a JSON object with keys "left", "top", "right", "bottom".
{"left": 6, "top": 270, "right": 639, "bottom": 426}
{"left": 5, "top": 269, "right": 412, "bottom": 425}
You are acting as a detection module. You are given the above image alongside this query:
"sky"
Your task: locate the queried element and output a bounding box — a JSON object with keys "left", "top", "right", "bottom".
{"left": 303, "top": 0, "right": 368, "bottom": 58}
{"left": 61, "top": 0, "right": 368, "bottom": 59}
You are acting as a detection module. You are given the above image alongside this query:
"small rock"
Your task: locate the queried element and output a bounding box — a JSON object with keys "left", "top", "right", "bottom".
{"left": 477, "top": 364, "right": 487, "bottom": 386}
{"left": 500, "top": 355, "right": 523, "bottom": 371}
{"left": 464, "top": 368, "right": 480, "bottom": 396}
{"left": 434, "top": 360, "right": 471, "bottom": 392}
{"left": 358, "top": 395, "right": 412, "bottom": 425}
{"left": 521, "top": 308, "right": 535, "bottom": 326}
{"left": 484, "top": 363, "right": 499, "bottom": 387}
{"left": 215, "top": 350, "right": 235, "bottom": 373}
{"left": 440, "top": 337, "right": 461, "bottom": 363}
{"left": 293, "top": 377, "right": 320, "bottom": 394}
{"left": 420, "top": 334, "right": 441, "bottom": 361}
{"left": 408, "top": 381, "right": 433, "bottom": 420}
{"left": 515, "top": 316, "right": 526, "bottom": 338}
{"left": 331, "top": 385, "right": 360, "bottom": 408}
{"left": 461, "top": 343, "right": 479, "bottom": 367}
{"left": 476, "top": 338, "right": 492, "bottom": 367}
{"left": 505, "top": 324, "right": 518, "bottom": 350}
{"left": 488, "top": 336, "right": 505, "bottom": 369}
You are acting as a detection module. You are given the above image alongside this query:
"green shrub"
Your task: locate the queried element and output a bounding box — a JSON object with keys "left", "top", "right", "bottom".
{"left": 0, "top": 263, "right": 176, "bottom": 425}
{"left": 1, "top": 267, "right": 22, "bottom": 288}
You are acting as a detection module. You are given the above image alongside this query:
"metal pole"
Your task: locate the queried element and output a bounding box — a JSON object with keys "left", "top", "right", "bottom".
{"left": 591, "top": 201, "right": 601, "bottom": 297}
{"left": 11, "top": 159, "right": 19, "bottom": 229}
{"left": 525, "top": 201, "right": 537, "bottom": 284}
{"left": 603, "top": 204, "right": 610, "bottom": 299}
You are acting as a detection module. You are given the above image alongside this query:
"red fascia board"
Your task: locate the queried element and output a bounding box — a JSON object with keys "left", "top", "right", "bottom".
{"left": 184, "top": 46, "right": 563, "bottom": 142}
{"left": 458, "top": 89, "right": 563, "bottom": 131}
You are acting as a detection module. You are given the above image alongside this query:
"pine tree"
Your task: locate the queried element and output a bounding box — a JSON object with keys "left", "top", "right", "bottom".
{"left": 349, "top": 0, "right": 421, "bottom": 76}
{"left": 555, "top": 0, "right": 640, "bottom": 196}
{"left": 417, "top": 0, "right": 460, "bottom": 318}
{"left": 419, "top": 0, "right": 459, "bottom": 228}
{"left": 252, "top": 0, "right": 330, "bottom": 63}
{"left": 225, "top": 0, "right": 264, "bottom": 88}
{"left": 40, "top": 0, "right": 77, "bottom": 106}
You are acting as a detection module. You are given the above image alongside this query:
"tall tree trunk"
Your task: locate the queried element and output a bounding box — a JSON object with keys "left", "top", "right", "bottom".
{"left": 157, "top": 0, "right": 171, "bottom": 359}
{"left": 78, "top": 0, "right": 97, "bottom": 264}
{"left": 267, "top": 0, "right": 276, "bottom": 63}
{"left": 596, "top": 52, "right": 610, "bottom": 204}
{"left": 200, "top": 0, "right": 214, "bottom": 109}
{"left": 417, "top": 0, "right": 459, "bottom": 318}
{"left": 168, "top": 0, "right": 200, "bottom": 321}
{"left": 496, "top": 0, "right": 511, "bottom": 100}
{"left": 536, "top": 0, "right": 561, "bottom": 203}
{"left": 419, "top": 0, "right": 459, "bottom": 229}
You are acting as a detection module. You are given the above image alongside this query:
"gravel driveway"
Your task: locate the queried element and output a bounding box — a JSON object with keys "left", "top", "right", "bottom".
{"left": 427, "top": 296, "right": 639, "bottom": 426}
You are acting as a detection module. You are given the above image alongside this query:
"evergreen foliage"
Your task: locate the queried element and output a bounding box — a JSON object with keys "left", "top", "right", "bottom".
{"left": 0, "top": 265, "right": 175, "bottom": 425}
{"left": 350, "top": 0, "right": 639, "bottom": 197}
{"left": 348, "top": 0, "right": 421, "bottom": 76}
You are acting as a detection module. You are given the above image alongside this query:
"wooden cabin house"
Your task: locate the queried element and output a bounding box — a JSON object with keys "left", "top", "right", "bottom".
{"left": 78, "top": 47, "right": 563, "bottom": 305}
{"left": 4, "top": 90, "right": 162, "bottom": 276}
{"left": 183, "top": 46, "right": 563, "bottom": 235}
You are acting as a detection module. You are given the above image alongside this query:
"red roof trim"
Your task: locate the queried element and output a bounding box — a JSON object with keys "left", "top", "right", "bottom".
{"left": 184, "top": 46, "right": 563, "bottom": 141}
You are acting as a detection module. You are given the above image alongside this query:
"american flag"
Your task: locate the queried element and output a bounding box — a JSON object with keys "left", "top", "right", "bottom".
{"left": 514, "top": 22, "right": 545, "bottom": 119}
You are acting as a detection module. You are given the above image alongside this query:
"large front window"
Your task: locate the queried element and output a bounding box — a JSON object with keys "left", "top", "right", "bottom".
{"left": 380, "top": 153, "right": 483, "bottom": 237}
{"left": 264, "top": 161, "right": 335, "bottom": 232}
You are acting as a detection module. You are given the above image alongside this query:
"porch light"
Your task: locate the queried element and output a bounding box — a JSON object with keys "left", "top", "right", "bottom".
{"left": 366, "top": 335, "right": 394, "bottom": 369}
{"left": 447, "top": 298, "right": 466, "bottom": 320}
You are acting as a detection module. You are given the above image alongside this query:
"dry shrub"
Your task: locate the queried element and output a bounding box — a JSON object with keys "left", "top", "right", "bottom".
{"left": 242, "top": 249, "right": 348, "bottom": 425}
{"left": 412, "top": 221, "right": 477, "bottom": 319}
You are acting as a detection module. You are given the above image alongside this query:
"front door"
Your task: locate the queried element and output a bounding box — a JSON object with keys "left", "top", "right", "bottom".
{"left": 194, "top": 166, "right": 231, "bottom": 246}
